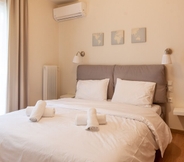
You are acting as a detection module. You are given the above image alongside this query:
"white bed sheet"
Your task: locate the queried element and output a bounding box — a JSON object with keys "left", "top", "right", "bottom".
{"left": 0, "top": 98, "right": 172, "bottom": 162}
{"left": 108, "top": 99, "right": 161, "bottom": 115}
{"left": 151, "top": 104, "right": 162, "bottom": 115}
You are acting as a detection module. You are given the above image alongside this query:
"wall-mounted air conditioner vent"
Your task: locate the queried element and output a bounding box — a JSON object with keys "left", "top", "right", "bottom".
{"left": 53, "top": 2, "right": 86, "bottom": 22}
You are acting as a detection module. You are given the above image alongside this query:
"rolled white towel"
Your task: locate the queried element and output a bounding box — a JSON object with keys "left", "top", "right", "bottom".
{"left": 29, "top": 100, "right": 46, "bottom": 122}
{"left": 26, "top": 106, "right": 55, "bottom": 117}
{"left": 85, "top": 108, "right": 99, "bottom": 131}
{"left": 75, "top": 114, "right": 106, "bottom": 126}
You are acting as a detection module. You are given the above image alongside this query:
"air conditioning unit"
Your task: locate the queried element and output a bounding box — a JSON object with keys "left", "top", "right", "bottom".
{"left": 53, "top": 2, "right": 86, "bottom": 22}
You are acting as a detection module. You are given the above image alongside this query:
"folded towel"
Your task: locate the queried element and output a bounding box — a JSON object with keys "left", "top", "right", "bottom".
{"left": 75, "top": 114, "right": 106, "bottom": 126}
{"left": 29, "top": 100, "right": 46, "bottom": 122}
{"left": 85, "top": 108, "right": 99, "bottom": 131}
{"left": 26, "top": 106, "right": 55, "bottom": 117}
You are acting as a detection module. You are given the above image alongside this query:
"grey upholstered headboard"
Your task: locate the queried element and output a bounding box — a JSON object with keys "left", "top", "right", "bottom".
{"left": 77, "top": 64, "right": 167, "bottom": 104}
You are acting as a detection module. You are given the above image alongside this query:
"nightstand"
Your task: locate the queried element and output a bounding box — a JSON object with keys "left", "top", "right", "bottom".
{"left": 60, "top": 94, "right": 75, "bottom": 98}
{"left": 173, "top": 108, "right": 184, "bottom": 116}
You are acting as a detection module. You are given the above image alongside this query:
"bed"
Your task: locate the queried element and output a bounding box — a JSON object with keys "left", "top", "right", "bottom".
{"left": 0, "top": 65, "right": 172, "bottom": 162}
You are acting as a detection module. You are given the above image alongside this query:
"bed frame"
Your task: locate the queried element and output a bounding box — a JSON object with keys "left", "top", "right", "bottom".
{"left": 77, "top": 65, "right": 167, "bottom": 118}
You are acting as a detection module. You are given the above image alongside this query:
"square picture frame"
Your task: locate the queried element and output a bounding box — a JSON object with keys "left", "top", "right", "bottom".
{"left": 131, "top": 27, "right": 146, "bottom": 43}
{"left": 111, "top": 30, "right": 124, "bottom": 45}
{"left": 92, "top": 33, "right": 104, "bottom": 46}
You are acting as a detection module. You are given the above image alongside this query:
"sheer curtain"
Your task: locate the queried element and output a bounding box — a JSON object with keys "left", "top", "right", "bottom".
{"left": 0, "top": 0, "right": 8, "bottom": 115}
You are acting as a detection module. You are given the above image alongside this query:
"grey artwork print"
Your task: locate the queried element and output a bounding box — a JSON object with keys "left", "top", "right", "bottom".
{"left": 92, "top": 33, "right": 104, "bottom": 46}
{"left": 111, "top": 30, "right": 124, "bottom": 45}
{"left": 131, "top": 28, "right": 146, "bottom": 43}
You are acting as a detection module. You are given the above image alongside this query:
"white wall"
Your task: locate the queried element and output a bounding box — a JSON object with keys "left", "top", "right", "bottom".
{"left": 58, "top": 0, "right": 184, "bottom": 130}
{"left": 28, "top": 0, "right": 59, "bottom": 105}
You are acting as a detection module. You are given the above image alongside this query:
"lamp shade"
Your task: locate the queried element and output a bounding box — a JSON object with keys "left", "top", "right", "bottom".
{"left": 162, "top": 54, "right": 172, "bottom": 64}
{"left": 73, "top": 55, "right": 81, "bottom": 64}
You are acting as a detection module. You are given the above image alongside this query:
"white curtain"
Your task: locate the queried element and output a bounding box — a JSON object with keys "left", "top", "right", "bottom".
{"left": 0, "top": 0, "right": 8, "bottom": 115}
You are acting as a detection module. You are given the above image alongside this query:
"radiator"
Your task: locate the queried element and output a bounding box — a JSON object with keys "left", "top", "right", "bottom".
{"left": 43, "top": 65, "right": 58, "bottom": 100}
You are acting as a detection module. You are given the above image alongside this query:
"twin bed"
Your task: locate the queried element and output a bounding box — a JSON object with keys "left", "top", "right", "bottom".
{"left": 0, "top": 65, "right": 172, "bottom": 162}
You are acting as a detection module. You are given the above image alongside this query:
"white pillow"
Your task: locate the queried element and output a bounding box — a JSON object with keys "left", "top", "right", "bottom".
{"left": 75, "top": 79, "right": 109, "bottom": 101}
{"left": 112, "top": 78, "right": 156, "bottom": 107}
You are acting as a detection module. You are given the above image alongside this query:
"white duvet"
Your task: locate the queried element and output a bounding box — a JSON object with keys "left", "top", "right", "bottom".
{"left": 0, "top": 98, "right": 172, "bottom": 162}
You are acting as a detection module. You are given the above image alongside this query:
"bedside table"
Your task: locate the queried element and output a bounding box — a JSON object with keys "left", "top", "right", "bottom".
{"left": 173, "top": 108, "right": 184, "bottom": 116}
{"left": 60, "top": 94, "right": 75, "bottom": 98}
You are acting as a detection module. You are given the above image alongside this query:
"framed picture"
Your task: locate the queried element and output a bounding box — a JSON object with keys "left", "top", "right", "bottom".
{"left": 92, "top": 33, "right": 104, "bottom": 46}
{"left": 131, "top": 27, "right": 146, "bottom": 43}
{"left": 111, "top": 30, "right": 124, "bottom": 45}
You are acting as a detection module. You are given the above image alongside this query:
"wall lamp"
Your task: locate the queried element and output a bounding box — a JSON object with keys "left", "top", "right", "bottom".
{"left": 162, "top": 48, "right": 172, "bottom": 64}
{"left": 73, "top": 51, "right": 85, "bottom": 64}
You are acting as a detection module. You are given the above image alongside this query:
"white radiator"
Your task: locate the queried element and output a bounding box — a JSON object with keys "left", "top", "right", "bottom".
{"left": 43, "top": 65, "right": 58, "bottom": 100}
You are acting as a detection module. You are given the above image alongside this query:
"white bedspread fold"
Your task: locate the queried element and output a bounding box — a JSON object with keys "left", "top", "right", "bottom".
{"left": 0, "top": 98, "right": 172, "bottom": 162}
{"left": 46, "top": 98, "right": 172, "bottom": 157}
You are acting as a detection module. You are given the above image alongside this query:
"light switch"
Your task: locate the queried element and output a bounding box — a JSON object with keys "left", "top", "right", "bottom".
{"left": 168, "top": 86, "right": 173, "bottom": 92}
